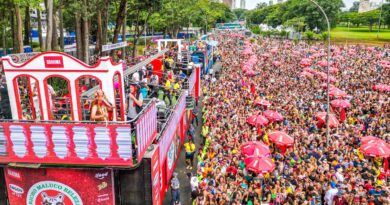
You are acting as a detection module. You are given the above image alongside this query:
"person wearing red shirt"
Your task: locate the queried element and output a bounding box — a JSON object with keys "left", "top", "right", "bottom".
{"left": 333, "top": 190, "right": 348, "bottom": 205}
{"left": 364, "top": 180, "right": 374, "bottom": 192}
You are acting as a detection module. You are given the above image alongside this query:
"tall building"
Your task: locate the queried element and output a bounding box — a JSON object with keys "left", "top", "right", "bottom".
{"left": 269, "top": 0, "right": 273, "bottom": 6}
{"left": 223, "top": 0, "right": 233, "bottom": 8}
{"left": 358, "top": 0, "right": 371, "bottom": 13}
{"left": 240, "top": 0, "right": 246, "bottom": 9}
{"left": 277, "top": 0, "right": 283, "bottom": 3}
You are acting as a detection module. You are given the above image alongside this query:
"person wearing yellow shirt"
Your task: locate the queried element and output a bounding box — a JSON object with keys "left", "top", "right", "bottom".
{"left": 173, "top": 79, "right": 181, "bottom": 98}
{"left": 164, "top": 78, "right": 173, "bottom": 105}
{"left": 184, "top": 138, "right": 196, "bottom": 169}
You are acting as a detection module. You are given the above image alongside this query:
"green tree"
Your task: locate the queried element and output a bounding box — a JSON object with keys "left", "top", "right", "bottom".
{"left": 233, "top": 8, "right": 247, "bottom": 21}
{"left": 360, "top": 9, "right": 380, "bottom": 31}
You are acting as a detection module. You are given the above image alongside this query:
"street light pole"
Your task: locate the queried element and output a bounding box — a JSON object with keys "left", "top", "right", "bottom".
{"left": 377, "top": 0, "right": 384, "bottom": 39}
{"left": 309, "top": 0, "right": 331, "bottom": 146}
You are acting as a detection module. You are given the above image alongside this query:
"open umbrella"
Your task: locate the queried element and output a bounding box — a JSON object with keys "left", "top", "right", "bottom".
{"left": 373, "top": 84, "right": 390, "bottom": 92}
{"left": 316, "top": 112, "right": 339, "bottom": 128}
{"left": 361, "top": 136, "right": 379, "bottom": 144}
{"left": 254, "top": 99, "right": 271, "bottom": 107}
{"left": 300, "top": 58, "right": 312, "bottom": 67}
{"left": 246, "top": 115, "right": 269, "bottom": 126}
{"left": 300, "top": 71, "right": 314, "bottom": 78}
{"left": 268, "top": 131, "right": 294, "bottom": 146}
{"left": 380, "top": 60, "right": 390, "bottom": 69}
{"left": 331, "top": 99, "right": 351, "bottom": 109}
{"left": 361, "top": 142, "right": 390, "bottom": 158}
{"left": 329, "top": 89, "right": 347, "bottom": 98}
{"left": 244, "top": 155, "right": 275, "bottom": 173}
{"left": 318, "top": 60, "right": 327, "bottom": 67}
{"left": 263, "top": 110, "right": 284, "bottom": 122}
{"left": 241, "top": 141, "right": 271, "bottom": 157}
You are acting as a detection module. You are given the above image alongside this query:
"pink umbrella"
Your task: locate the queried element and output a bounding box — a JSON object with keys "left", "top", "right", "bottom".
{"left": 361, "top": 136, "right": 380, "bottom": 144}
{"left": 263, "top": 110, "right": 283, "bottom": 122}
{"left": 300, "top": 71, "right": 314, "bottom": 78}
{"left": 330, "top": 67, "right": 339, "bottom": 74}
{"left": 241, "top": 141, "right": 271, "bottom": 157}
{"left": 329, "top": 89, "right": 347, "bottom": 98}
{"left": 268, "top": 131, "right": 294, "bottom": 146}
{"left": 361, "top": 142, "right": 390, "bottom": 158}
{"left": 380, "top": 60, "right": 390, "bottom": 68}
{"left": 318, "top": 60, "right": 327, "bottom": 67}
{"left": 316, "top": 112, "right": 339, "bottom": 128}
{"left": 321, "top": 83, "right": 335, "bottom": 89}
{"left": 244, "top": 155, "right": 275, "bottom": 173}
{"left": 321, "top": 75, "right": 337, "bottom": 83}
{"left": 303, "top": 67, "right": 312, "bottom": 72}
{"left": 373, "top": 84, "right": 390, "bottom": 92}
{"left": 254, "top": 99, "right": 271, "bottom": 107}
{"left": 300, "top": 58, "right": 311, "bottom": 67}
{"left": 261, "top": 53, "right": 270, "bottom": 58}
{"left": 246, "top": 115, "right": 269, "bottom": 126}
{"left": 329, "top": 86, "right": 339, "bottom": 92}
{"left": 331, "top": 99, "right": 351, "bottom": 109}
{"left": 245, "top": 69, "right": 255, "bottom": 76}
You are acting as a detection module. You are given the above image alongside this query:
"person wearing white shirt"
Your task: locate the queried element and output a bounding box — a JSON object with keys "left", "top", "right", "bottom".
{"left": 324, "top": 182, "right": 338, "bottom": 205}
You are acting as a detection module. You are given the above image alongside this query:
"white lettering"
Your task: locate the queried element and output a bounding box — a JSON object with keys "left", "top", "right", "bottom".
{"left": 46, "top": 60, "right": 61, "bottom": 64}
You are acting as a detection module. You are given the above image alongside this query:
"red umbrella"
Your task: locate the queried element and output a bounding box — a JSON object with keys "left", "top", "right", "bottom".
{"left": 246, "top": 115, "right": 269, "bottom": 126}
{"left": 268, "top": 131, "right": 294, "bottom": 146}
{"left": 329, "top": 89, "right": 347, "bottom": 98}
{"left": 254, "top": 99, "right": 271, "bottom": 107}
{"left": 318, "top": 60, "right": 327, "bottom": 67}
{"left": 300, "top": 71, "right": 314, "bottom": 78}
{"left": 241, "top": 141, "right": 271, "bottom": 157}
{"left": 244, "top": 155, "right": 275, "bottom": 173}
{"left": 316, "top": 112, "right": 339, "bottom": 128}
{"left": 263, "top": 110, "right": 283, "bottom": 122}
{"left": 321, "top": 75, "right": 337, "bottom": 83}
{"left": 361, "top": 142, "right": 390, "bottom": 158}
{"left": 331, "top": 99, "right": 351, "bottom": 109}
{"left": 361, "top": 136, "right": 379, "bottom": 144}
{"left": 321, "top": 83, "right": 335, "bottom": 89}
{"left": 373, "top": 84, "right": 390, "bottom": 92}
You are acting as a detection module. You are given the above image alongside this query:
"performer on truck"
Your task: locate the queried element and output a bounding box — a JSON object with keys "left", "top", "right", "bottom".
{"left": 90, "top": 90, "right": 114, "bottom": 122}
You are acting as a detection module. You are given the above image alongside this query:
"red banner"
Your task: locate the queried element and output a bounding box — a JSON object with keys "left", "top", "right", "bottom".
{"left": 4, "top": 167, "right": 115, "bottom": 205}
{"left": 151, "top": 146, "right": 161, "bottom": 205}
{"left": 0, "top": 122, "right": 133, "bottom": 166}
{"left": 136, "top": 102, "right": 158, "bottom": 162}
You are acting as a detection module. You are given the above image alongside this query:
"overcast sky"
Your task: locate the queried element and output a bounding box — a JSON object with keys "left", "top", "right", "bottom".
{"left": 243, "top": 0, "right": 383, "bottom": 10}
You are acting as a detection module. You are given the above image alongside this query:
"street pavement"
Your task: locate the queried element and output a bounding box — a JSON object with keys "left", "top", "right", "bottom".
{"left": 163, "top": 61, "right": 222, "bottom": 205}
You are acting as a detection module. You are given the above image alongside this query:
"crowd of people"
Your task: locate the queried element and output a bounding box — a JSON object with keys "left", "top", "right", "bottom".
{"left": 191, "top": 33, "right": 389, "bottom": 205}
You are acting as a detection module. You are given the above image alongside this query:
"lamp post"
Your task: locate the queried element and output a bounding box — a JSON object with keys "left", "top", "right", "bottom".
{"left": 309, "top": 0, "right": 331, "bottom": 146}
{"left": 377, "top": 0, "right": 384, "bottom": 39}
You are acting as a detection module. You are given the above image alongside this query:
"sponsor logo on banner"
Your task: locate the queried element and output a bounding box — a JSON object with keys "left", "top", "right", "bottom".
{"left": 7, "top": 169, "right": 22, "bottom": 181}
{"left": 98, "top": 182, "right": 108, "bottom": 191}
{"left": 44, "top": 56, "right": 64, "bottom": 68}
{"left": 9, "top": 52, "right": 40, "bottom": 63}
{"left": 97, "top": 194, "right": 110, "bottom": 203}
{"left": 95, "top": 172, "right": 109, "bottom": 180}
{"left": 26, "top": 181, "right": 83, "bottom": 205}
{"left": 4, "top": 168, "right": 115, "bottom": 205}
{"left": 102, "top": 42, "right": 127, "bottom": 52}
{"left": 9, "top": 184, "right": 24, "bottom": 196}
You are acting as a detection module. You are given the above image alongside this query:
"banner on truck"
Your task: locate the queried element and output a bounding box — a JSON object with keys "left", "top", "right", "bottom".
{"left": 4, "top": 167, "right": 115, "bottom": 205}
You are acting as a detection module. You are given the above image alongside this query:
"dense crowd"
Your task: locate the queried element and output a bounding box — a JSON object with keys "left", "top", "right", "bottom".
{"left": 193, "top": 34, "right": 390, "bottom": 205}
